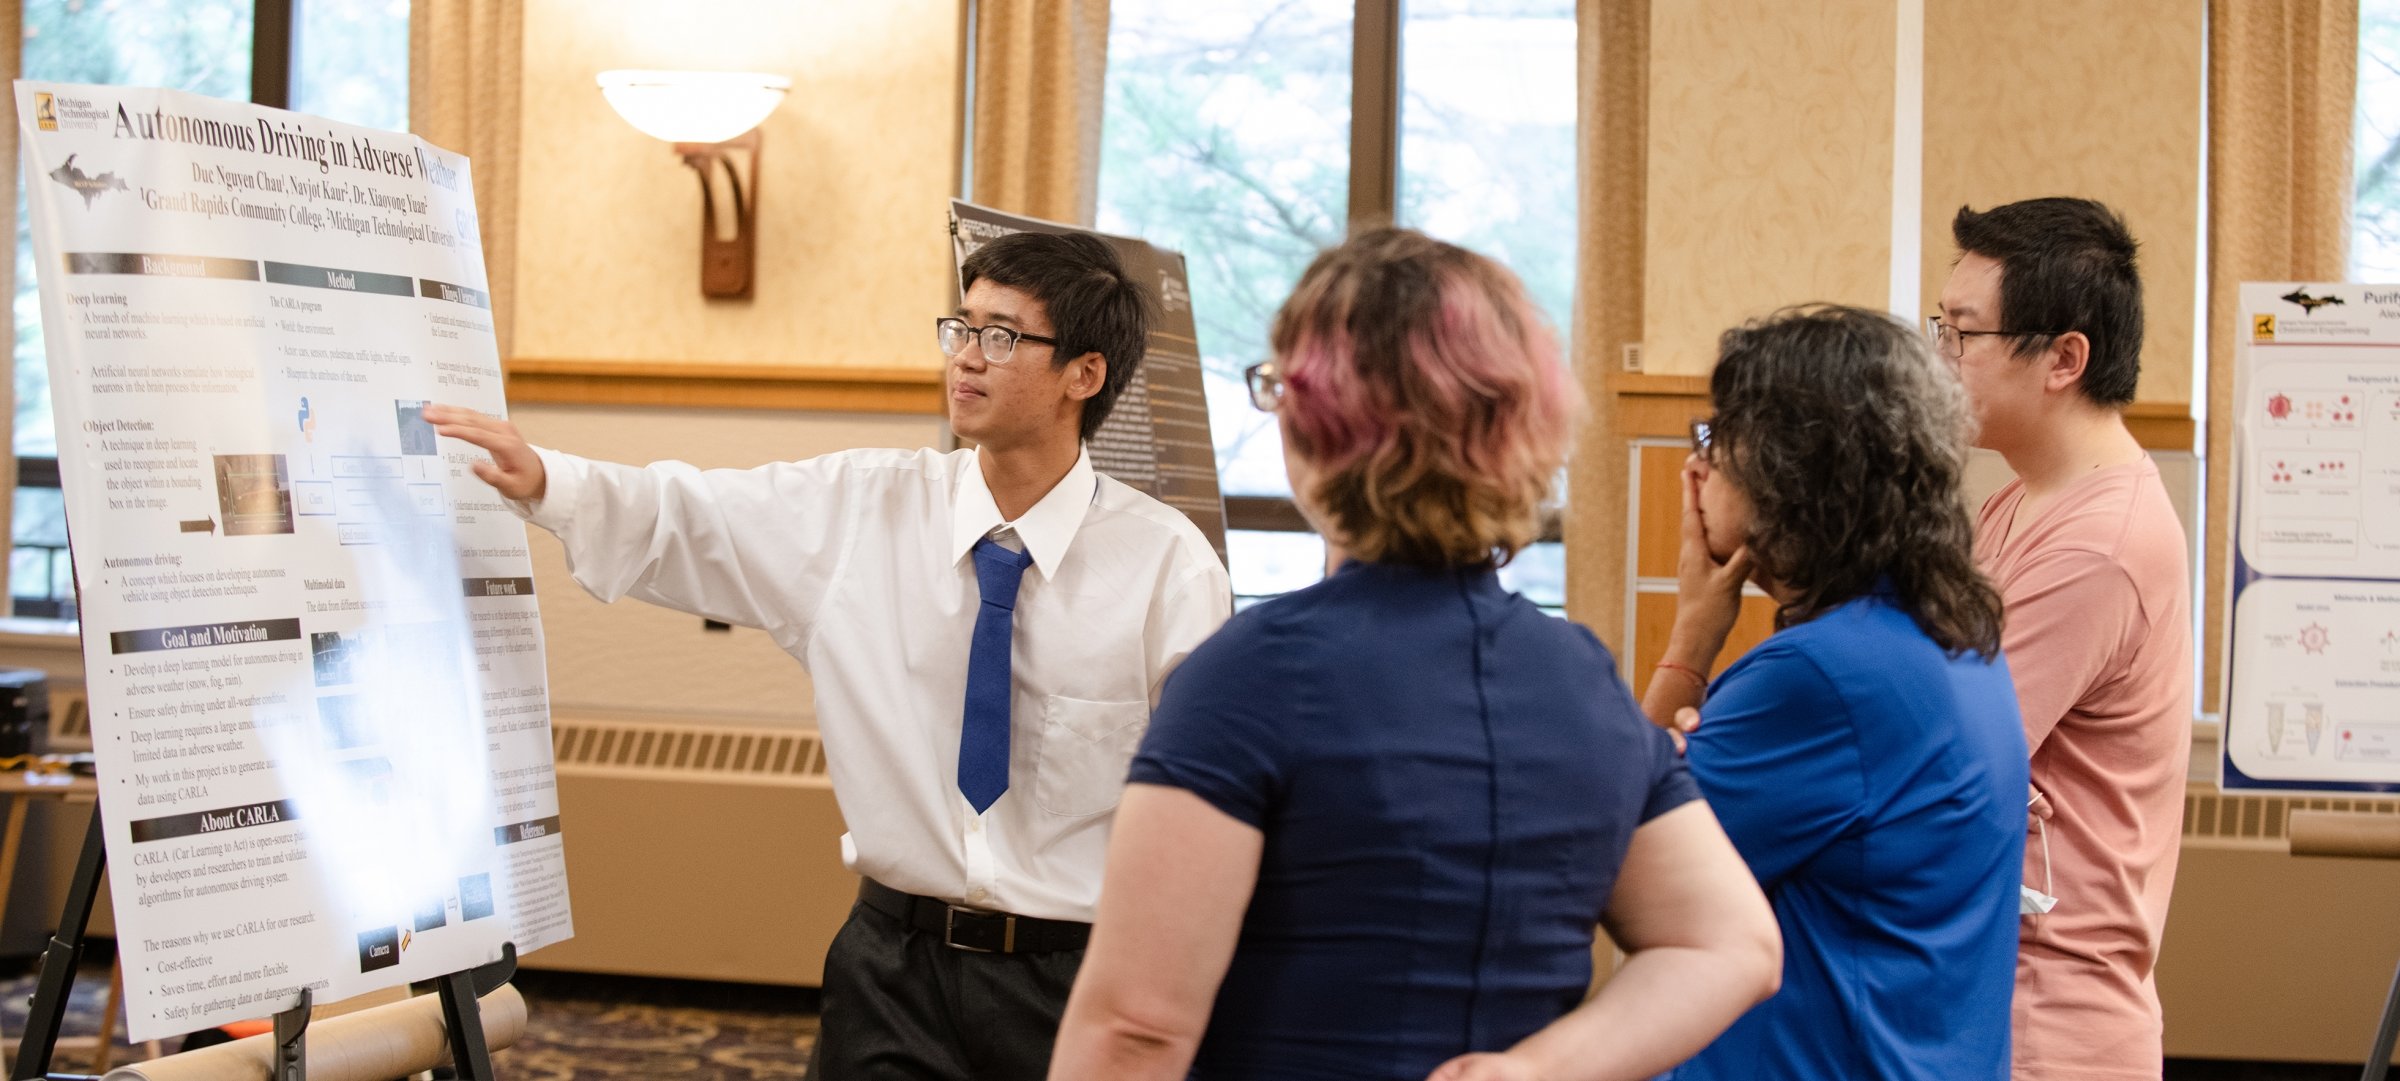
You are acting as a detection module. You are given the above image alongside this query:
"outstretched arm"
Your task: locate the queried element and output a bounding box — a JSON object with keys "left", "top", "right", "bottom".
{"left": 428, "top": 404, "right": 845, "bottom": 638}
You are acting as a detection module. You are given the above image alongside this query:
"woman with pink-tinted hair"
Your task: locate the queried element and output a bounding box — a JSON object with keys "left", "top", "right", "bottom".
{"left": 1049, "top": 229, "right": 1781, "bottom": 1081}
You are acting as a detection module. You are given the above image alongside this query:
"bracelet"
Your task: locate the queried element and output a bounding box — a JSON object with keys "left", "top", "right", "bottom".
{"left": 1654, "top": 660, "right": 1709, "bottom": 695}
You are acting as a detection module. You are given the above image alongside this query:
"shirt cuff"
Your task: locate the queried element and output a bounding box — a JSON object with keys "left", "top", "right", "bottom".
{"left": 505, "top": 445, "right": 584, "bottom": 533}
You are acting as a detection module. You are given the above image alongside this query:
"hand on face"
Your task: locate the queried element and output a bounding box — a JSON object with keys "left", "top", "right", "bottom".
{"left": 1670, "top": 453, "right": 1753, "bottom": 666}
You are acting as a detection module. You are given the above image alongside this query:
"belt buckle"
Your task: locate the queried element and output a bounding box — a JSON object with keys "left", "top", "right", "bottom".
{"left": 944, "top": 904, "right": 1016, "bottom": 953}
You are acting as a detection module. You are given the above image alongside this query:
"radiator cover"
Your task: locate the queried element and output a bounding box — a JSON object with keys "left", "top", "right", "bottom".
{"left": 524, "top": 716, "right": 856, "bottom": 987}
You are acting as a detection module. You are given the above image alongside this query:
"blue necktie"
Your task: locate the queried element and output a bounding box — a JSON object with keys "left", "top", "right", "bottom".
{"left": 960, "top": 537, "right": 1034, "bottom": 813}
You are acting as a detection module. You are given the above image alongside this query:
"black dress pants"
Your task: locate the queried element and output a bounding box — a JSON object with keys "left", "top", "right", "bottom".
{"left": 806, "top": 898, "right": 1086, "bottom": 1080}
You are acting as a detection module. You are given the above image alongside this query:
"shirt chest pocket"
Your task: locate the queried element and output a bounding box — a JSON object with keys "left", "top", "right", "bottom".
{"left": 1033, "top": 694, "right": 1148, "bottom": 818}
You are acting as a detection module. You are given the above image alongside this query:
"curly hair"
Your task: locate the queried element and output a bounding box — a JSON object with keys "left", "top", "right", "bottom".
{"left": 1708, "top": 305, "right": 2003, "bottom": 656}
{"left": 1272, "top": 228, "right": 1575, "bottom": 568}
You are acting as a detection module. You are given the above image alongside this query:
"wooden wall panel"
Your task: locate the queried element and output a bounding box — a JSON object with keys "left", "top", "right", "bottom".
{"left": 1633, "top": 443, "right": 1691, "bottom": 580}
{"left": 1630, "top": 591, "right": 1781, "bottom": 697}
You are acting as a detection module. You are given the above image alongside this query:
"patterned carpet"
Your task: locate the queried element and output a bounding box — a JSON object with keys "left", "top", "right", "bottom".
{"left": 0, "top": 954, "right": 823, "bottom": 1079}
{"left": 0, "top": 952, "right": 2375, "bottom": 1079}
{"left": 496, "top": 969, "right": 820, "bottom": 1079}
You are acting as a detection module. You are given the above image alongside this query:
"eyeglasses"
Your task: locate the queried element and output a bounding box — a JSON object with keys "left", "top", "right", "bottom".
{"left": 1244, "top": 361, "right": 1285, "bottom": 412}
{"left": 1690, "top": 419, "right": 1713, "bottom": 458}
{"left": 936, "top": 317, "right": 1059, "bottom": 364}
{"left": 1922, "top": 315, "right": 2065, "bottom": 360}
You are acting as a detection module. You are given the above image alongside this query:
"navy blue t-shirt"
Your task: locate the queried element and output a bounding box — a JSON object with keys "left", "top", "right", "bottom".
{"left": 1670, "top": 588, "right": 2028, "bottom": 1081}
{"left": 1130, "top": 561, "right": 1697, "bottom": 1081}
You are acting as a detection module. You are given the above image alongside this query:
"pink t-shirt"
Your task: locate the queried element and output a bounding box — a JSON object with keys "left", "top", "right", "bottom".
{"left": 1975, "top": 457, "right": 2192, "bottom": 1081}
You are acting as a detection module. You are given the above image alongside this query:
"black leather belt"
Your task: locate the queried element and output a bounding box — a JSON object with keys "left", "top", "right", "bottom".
{"left": 857, "top": 878, "right": 1091, "bottom": 954}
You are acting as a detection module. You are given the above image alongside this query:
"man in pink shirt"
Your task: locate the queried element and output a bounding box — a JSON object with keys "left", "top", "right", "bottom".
{"left": 1935, "top": 197, "right": 2193, "bottom": 1080}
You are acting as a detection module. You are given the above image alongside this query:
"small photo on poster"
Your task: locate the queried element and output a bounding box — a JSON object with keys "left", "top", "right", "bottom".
{"left": 356, "top": 926, "right": 400, "bottom": 973}
{"left": 458, "top": 873, "right": 495, "bottom": 922}
{"left": 413, "top": 895, "right": 449, "bottom": 933}
{"left": 310, "top": 630, "right": 359, "bottom": 686}
{"left": 341, "top": 756, "right": 395, "bottom": 804}
{"left": 213, "top": 454, "right": 294, "bottom": 535}
{"left": 394, "top": 400, "right": 437, "bottom": 456}
{"left": 317, "top": 695, "right": 379, "bottom": 751}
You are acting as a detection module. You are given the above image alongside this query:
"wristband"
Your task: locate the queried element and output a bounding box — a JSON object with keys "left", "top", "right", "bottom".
{"left": 1655, "top": 660, "right": 1709, "bottom": 695}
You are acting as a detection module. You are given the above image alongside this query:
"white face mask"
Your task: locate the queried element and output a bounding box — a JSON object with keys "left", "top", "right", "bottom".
{"left": 2021, "top": 805, "right": 2058, "bottom": 917}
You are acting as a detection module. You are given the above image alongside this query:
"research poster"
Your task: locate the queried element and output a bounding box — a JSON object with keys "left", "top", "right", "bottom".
{"left": 948, "top": 200, "right": 1228, "bottom": 562}
{"left": 17, "top": 81, "right": 572, "bottom": 1039}
{"left": 2222, "top": 282, "right": 2400, "bottom": 795}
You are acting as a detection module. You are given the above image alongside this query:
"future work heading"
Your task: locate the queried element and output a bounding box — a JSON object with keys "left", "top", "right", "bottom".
{"left": 110, "top": 104, "right": 462, "bottom": 192}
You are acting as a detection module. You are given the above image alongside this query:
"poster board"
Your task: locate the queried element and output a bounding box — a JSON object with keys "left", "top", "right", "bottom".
{"left": 16, "top": 81, "right": 573, "bottom": 1040}
{"left": 2220, "top": 282, "right": 2400, "bottom": 795}
{"left": 947, "top": 200, "right": 1227, "bottom": 562}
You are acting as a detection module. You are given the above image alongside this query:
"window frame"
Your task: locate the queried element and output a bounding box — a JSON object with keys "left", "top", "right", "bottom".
{"left": 8, "top": 0, "right": 300, "bottom": 622}
{"left": 1194, "top": 1, "right": 1565, "bottom": 587}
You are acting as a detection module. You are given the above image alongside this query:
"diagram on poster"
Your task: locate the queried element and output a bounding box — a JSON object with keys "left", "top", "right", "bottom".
{"left": 16, "top": 81, "right": 573, "bottom": 1040}
{"left": 2222, "top": 282, "right": 2400, "bottom": 794}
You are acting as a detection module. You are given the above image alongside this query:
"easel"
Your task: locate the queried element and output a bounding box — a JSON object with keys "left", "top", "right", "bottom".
{"left": 2289, "top": 810, "right": 2400, "bottom": 1081}
{"left": 8, "top": 808, "right": 518, "bottom": 1081}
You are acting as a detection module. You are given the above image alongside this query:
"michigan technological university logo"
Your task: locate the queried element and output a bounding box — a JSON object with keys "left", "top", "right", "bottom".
{"left": 2280, "top": 288, "right": 2345, "bottom": 315}
{"left": 33, "top": 92, "right": 57, "bottom": 131}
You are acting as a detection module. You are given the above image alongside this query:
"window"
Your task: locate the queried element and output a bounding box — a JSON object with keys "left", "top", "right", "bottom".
{"left": 295, "top": 0, "right": 413, "bottom": 133}
{"left": 1099, "top": 0, "right": 1572, "bottom": 610}
{"left": 2355, "top": 0, "right": 2400, "bottom": 279}
{"left": 9, "top": 0, "right": 409, "bottom": 621}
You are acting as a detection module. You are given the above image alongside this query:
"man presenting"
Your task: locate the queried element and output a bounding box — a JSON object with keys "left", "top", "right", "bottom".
{"left": 430, "top": 230, "right": 1231, "bottom": 1080}
{"left": 1934, "top": 197, "right": 2193, "bottom": 1080}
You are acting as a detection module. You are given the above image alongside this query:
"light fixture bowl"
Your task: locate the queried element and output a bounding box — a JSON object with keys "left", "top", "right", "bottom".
{"left": 596, "top": 69, "right": 791, "bottom": 145}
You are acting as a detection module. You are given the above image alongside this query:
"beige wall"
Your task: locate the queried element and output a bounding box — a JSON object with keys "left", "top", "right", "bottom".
{"left": 1637, "top": 0, "right": 2205, "bottom": 403}
{"left": 1643, "top": 0, "right": 1914, "bottom": 375}
{"left": 512, "top": 0, "right": 964, "bottom": 369}
{"left": 511, "top": 404, "right": 943, "bottom": 727}
{"left": 1920, "top": 0, "right": 2205, "bottom": 406}
{"left": 497, "top": 1, "right": 965, "bottom": 725}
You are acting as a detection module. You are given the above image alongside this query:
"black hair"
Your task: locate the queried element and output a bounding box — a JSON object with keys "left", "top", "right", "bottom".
{"left": 1950, "top": 197, "right": 2144, "bottom": 406}
{"left": 960, "top": 231, "right": 1154, "bottom": 442}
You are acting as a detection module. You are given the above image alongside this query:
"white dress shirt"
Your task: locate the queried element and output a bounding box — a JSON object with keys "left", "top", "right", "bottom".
{"left": 517, "top": 444, "right": 1231, "bottom": 922}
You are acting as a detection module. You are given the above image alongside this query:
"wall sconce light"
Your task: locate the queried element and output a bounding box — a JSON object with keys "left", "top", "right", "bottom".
{"left": 596, "top": 70, "right": 791, "bottom": 299}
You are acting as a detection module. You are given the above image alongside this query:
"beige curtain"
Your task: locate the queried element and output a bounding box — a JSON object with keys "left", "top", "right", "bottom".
{"left": 970, "top": 0, "right": 1111, "bottom": 226}
{"left": 2201, "top": 0, "right": 2356, "bottom": 713}
{"left": 1563, "top": 0, "right": 1647, "bottom": 632}
{"left": 0, "top": 0, "right": 20, "bottom": 595}
{"left": 409, "top": 0, "right": 524, "bottom": 358}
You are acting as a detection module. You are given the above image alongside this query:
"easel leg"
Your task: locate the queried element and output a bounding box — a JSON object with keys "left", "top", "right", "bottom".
{"left": 2366, "top": 951, "right": 2400, "bottom": 1081}
{"left": 435, "top": 971, "right": 493, "bottom": 1081}
{"left": 11, "top": 808, "right": 104, "bottom": 1081}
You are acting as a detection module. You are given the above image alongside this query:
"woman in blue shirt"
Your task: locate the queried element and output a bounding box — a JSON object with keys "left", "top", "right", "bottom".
{"left": 1048, "top": 230, "right": 1783, "bottom": 1081}
{"left": 1641, "top": 305, "right": 2028, "bottom": 1080}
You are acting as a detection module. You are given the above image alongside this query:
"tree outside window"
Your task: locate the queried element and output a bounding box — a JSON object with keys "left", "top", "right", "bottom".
{"left": 2356, "top": 0, "right": 2400, "bottom": 279}
{"left": 9, "top": 0, "right": 407, "bottom": 620}
{"left": 1099, "top": 0, "right": 1573, "bottom": 610}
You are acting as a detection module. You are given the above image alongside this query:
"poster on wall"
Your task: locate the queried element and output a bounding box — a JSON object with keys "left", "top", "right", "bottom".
{"left": 16, "top": 81, "right": 573, "bottom": 1040}
{"left": 948, "top": 200, "right": 1227, "bottom": 562}
{"left": 2220, "top": 282, "right": 2400, "bottom": 795}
